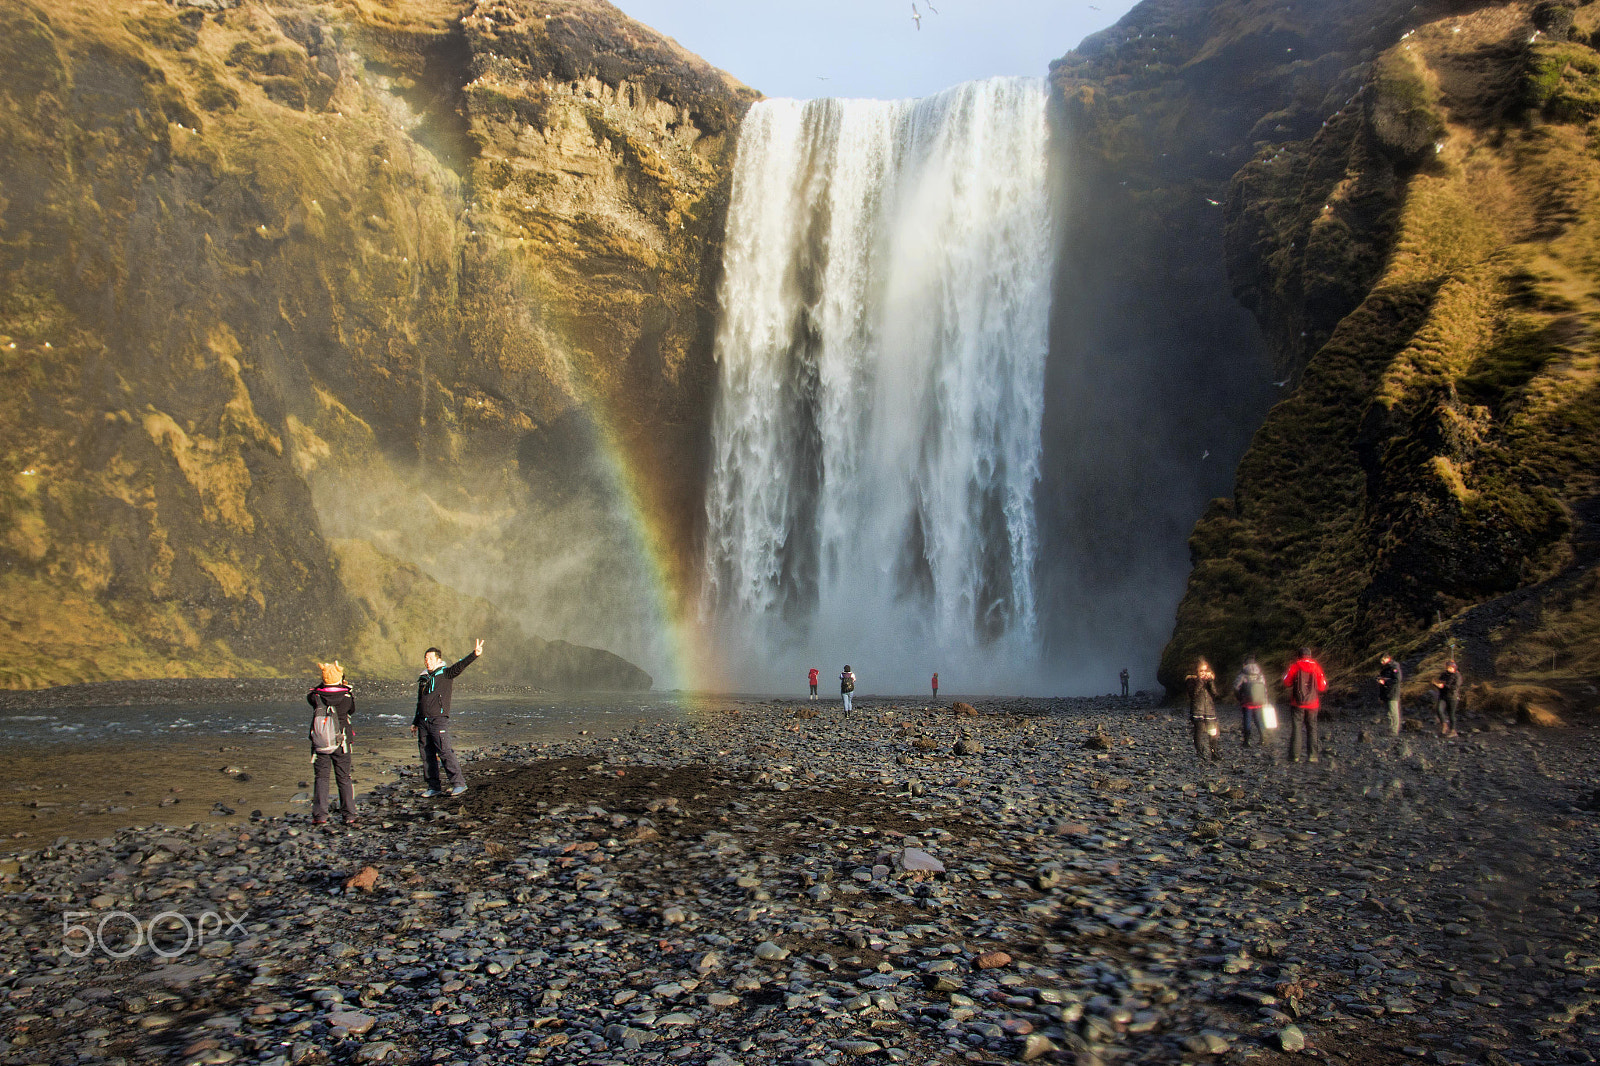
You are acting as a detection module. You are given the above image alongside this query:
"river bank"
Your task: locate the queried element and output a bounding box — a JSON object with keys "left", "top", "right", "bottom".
{"left": 0, "top": 696, "right": 1596, "bottom": 1066}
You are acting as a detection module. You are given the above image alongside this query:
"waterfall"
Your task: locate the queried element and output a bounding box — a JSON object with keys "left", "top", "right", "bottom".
{"left": 700, "top": 77, "right": 1054, "bottom": 692}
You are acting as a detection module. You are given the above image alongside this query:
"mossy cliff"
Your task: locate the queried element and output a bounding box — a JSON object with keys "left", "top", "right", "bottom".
{"left": 0, "top": 0, "right": 750, "bottom": 689}
{"left": 1156, "top": 0, "right": 1600, "bottom": 702}
{"left": 1042, "top": 0, "right": 1485, "bottom": 679}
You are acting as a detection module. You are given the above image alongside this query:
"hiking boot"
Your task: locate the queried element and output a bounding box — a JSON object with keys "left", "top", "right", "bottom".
{"left": 1308, "top": 754, "right": 1319, "bottom": 763}
{"left": 421, "top": 789, "right": 440, "bottom": 798}
{"left": 450, "top": 785, "right": 469, "bottom": 797}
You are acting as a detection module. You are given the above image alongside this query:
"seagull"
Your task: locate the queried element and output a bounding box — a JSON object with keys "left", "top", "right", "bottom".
{"left": 1201, "top": 450, "right": 1210, "bottom": 460}
{"left": 1273, "top": 378, "right": 1291, "bottom": 387}
{"left": 912, "top": 2, "right": 921, "bottom": 29}
{"left": 926, "top": 1, "right": 938, "bottom": 11}
{"left": 1205, "top": 197, "right": 1222, "bottom": 206}
{"left": 816, "top": 76, "right": 829, "bottom": 80}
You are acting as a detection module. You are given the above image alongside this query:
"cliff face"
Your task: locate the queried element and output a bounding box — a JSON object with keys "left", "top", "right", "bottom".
{"left": 1042, "top": 0, "right": 1486, "bottom": 681}
{"left": 0, "top": 0, "right": 751, "bottom": 689}
{"left": 1155, "top": 0, "right": 1600, "bottom": 701}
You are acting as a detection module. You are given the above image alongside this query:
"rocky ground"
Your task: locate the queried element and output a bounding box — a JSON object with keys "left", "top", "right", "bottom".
{"left": 1, "top": 696, "right": 1597, "bottom": 1066}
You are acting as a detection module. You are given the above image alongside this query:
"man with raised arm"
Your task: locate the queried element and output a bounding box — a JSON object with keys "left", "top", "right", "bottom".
{"left": 411, "top": 639, "right": 483, "bottom": 797}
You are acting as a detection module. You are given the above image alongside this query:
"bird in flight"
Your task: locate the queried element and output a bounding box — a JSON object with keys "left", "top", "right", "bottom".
{"left": 1201, "top": 450, "right": 1210, "bottom": 460}
{"left": 911, "top": 2, "right": 922, "bottom": 29}
{"left": 1273, "top": 378, "right": 1291, "bottom": 387}
{"left": 1205, "top": 197, "right": 1222, "bottom": 206}
{"left": 926, "top": 1, "right": 939, "bottom": 11}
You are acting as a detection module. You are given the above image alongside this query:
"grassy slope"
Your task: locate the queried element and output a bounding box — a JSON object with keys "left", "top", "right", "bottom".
{"left": 1163, "top": 2, "right": 1600, "bottom": 706}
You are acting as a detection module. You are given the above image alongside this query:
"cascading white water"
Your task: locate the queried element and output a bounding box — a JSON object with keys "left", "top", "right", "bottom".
{"left": 701, "top": 77, "right": 1053, "bottom": 692}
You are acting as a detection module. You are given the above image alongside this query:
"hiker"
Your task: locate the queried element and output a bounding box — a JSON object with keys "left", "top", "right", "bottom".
{"left": 307, "top": 660, "right": 357, "bottom": 827}
{"left": 1282, "top": 647, "right": 1328, "bottom": 762}
{"left": 931, "top": 672, "right": 939, "bottom": 700}
{"left": 840, "top": 664, "right": 856, "bottom": 712}
{"left": 1120, "top": 668, "right": 1130, "bottom": 698}
{"left": 1186, "top": 658, "right": 1221, "bottom": 761}
{"left": 1377, "top": 653, "right": 1404, "bottom": 736}
{"left": 808, "top": 666, "right": 819, "bottom": 701}
{"left": 1434, "top": 660, "right": 1463, "bottom": 737}
{"left": 1232, "top": 655, "right": 1269, "bottom": 748}
{"left": 410, "top": 639, "right": 483, "bottom": 797}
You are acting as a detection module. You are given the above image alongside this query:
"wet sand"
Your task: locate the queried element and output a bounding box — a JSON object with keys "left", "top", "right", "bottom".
{"left": 0, "top": 680, "right": 686, "bottom": 842}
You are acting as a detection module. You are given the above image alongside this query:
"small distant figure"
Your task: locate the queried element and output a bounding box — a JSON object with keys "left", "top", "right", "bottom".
{"left": 840, "top": 664, "right": 857, "bottom": 713}
{"left": 931, "top": 672, "right": 939, "bottom": 700}
{"left": 1119, "top": 668, "right": 1129, "bottom": 698}
{"left": 911, "top": 2, "right": 922, "bottom": 30}
{"left": 308, "top": 660, "right": 357, "bottom": 827}
{"left": 1186, "top": 658, "right": 1221, "bottom": 762}
{"left": 1233, "top": 655, "right": 1269, "bottom": 748}
{"left": 1376, "top": 653, "right": 1404, "bottom": 736}
{"left": 1282, "top": 647, "right": 1328, "bottom": 762}
{"left": 411, "top": 639, "right": 483, "bottom": 797}
{"left": 808, "top": 666, "right": 820, "bottom": 700}
{"left": 1434, "top": 660, "right": 1463, "bottom": 737}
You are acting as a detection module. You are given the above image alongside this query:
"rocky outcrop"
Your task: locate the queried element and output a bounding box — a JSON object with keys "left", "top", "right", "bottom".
{"left": 0, "top": 0, "right": 750, "bottom": 688}
{"left": 1158, "top": 1, "right": 1600, "bottom": 697}
{"left": 1037, "top": 0, "right": 1486, "bottom": 674}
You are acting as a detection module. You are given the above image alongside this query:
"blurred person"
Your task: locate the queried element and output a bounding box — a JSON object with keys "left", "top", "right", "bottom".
{"left": 840, "top": 664, "right": 856, "bottom": 713}
{"left": 411, "top": 639, "right": 483, "bottom": 797}
{"left": 1186, "top": 658, "right": 1221, "bottom": 761}
{"left": 808, "top": 666, "right": 819, "bottom": 701}
{"left": 1232, "top": 655, "right": 1269, "bottom": 748}
{"left": 932, "top": 672, "right": 939, "bottom": 700}
{"left": 1434, "top": 660, "right": 1463, "bottom": 737}
{"left": 1377, "top": 653, "right": 1404, "bottom": 736}
{"left": 1120, "top": 668, "right": 1130, "bottom": 697}
{"left": 1282, "top": 647, "right": 1328, "bottom": 762}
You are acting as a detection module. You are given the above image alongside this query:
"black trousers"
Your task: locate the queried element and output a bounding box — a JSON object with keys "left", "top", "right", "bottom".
{"left": 313, "top": 751, "right": 354, "bottom": 821}
{"left": 1191, "top": 718, "right": 1219, "bottom": 760}
{"left": 1437, "top": 695, "right": 1459, "bottom": 732}
{"left": 419, "top": 717, "right": 466, "bottom": 790}
{"left": 1288, "top": 707, "right": 1319, "bottom": 761}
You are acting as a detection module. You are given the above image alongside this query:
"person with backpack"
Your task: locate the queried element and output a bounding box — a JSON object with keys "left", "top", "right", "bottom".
{"left": 307, "top": 660, "right": 357, "bottom": 827}
{"left": 931, "top": 672, "right": 939, "bottom": 700}
{"left": 808, "top": 667, "right": 819, "bottom": 701}
{"left": 1120, "top": 668, "right": 1130, "bottom": 698}
{"left": 1376, "top": 653, "right": 1404, "bottom": 736}
{"left": 411, "top": 639, "right": 483, "bottom": 797}
{"left": 1433, "top": 660, "right": 1463, "bottom": 737}
{"left": 1186, "top": 659, "right": 1221, "bottom": 761}
{"left": 1232, "top": 655, "right": 1269, "bottom": 748}
{"left": 840, "top": 665, "right": 856, "bottom": 712}
{"left": 1282, "top": 647, "right": 1329, "bottom": 762}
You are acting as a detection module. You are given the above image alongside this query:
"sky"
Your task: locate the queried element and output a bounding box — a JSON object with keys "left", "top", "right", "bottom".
{"left": 611, "top": 0, "right": 1144, "bottom": 102}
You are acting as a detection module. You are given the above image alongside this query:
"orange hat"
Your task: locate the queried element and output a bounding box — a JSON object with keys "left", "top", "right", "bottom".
{"left": 319, "top": 660, "right": 344, "bottom": 686}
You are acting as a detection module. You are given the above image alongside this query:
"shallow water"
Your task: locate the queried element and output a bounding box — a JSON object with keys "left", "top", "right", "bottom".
{"left": 0, "top": 693, "right": 694, "bottom": 842}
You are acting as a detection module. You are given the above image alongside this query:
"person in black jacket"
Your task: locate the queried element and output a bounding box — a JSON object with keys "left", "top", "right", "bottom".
{"left": 1376, "top": 654, "right": 1404, "bottom": 736}
{"left": 1433, "top": 660, "right": 1463, "bottom": 737}
{"left": 411, "top": 640, "right": 483, "bottom": 797}
{"left": 308, "top": 661, "right": 357, "bottom": 826}
{"left": 1186, "top": 658, "right": 1221, "bottom": 761}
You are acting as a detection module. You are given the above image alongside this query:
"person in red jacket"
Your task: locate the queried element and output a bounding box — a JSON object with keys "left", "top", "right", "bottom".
{"left": 808, "top": 667, "right": 819, "bottom": 701}
{"left": 1282, "top": 647, "right": 1328, "bottom": 763}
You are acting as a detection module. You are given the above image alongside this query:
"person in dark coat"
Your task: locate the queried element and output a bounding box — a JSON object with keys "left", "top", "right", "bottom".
{"left": 1433, "top": 660, "right": 1463, "bottom": 737}
{"left": 1186, "top": 658, "right": 1221, "bottom": 761}
{"left": 1232, "top": 656, "right": 1269, "bottom": 748}
{"left": 411, "top": 640, "right": 483, "bottom": 797}
{"left": 1120, "top": 668, "right": 1130, "bottom": 698}
{"left": 308, "top": 660, "right": 357, "bottom": 826}
{"left": 1376, "top": 654, "right": 1404, "bottom": 736}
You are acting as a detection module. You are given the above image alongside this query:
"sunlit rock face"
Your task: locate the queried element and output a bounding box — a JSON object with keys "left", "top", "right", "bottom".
{"left": 0, "top": 0, "right": 750, "bottom": 688}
